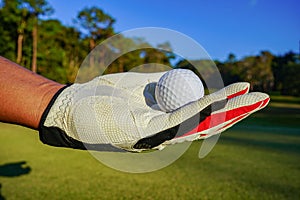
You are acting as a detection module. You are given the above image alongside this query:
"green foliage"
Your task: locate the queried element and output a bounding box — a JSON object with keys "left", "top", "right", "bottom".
{"left": 236, "top": 51, "right": 274, "bottom": 91}
{"left": 0, "top": 1, "right": 299, "bottom": 95}
{"left": 76, "top": 6, "right": 115, "bottom": 38}
{"left": 0, "top": 0, "right": 18, "bottom": 60}
{"left": 37, "top": 19, "right": 84, "bottom": 83}
{"left": 272, "top": 51, "right": 300, "bottom": 96}
{"left": 280, "top": 62, "right": 300, "bottom": 96}
{"left": 75, "top": 6, "right": 115, "bottom": 50}
{"left": 217, "top": 51, "right": 299, "bottom": 95}
{"left": 0, "top": 16, "right": 16, "bottom": 60}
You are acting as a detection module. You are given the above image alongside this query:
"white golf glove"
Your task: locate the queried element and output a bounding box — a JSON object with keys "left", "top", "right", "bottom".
{"left": 39, "top": 71, "right": 269, "bottom": 152}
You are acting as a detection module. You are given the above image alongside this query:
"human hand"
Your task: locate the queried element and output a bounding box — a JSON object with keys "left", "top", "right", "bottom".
{"left": 39, "top": 71, "right": 269, "bottom": 152}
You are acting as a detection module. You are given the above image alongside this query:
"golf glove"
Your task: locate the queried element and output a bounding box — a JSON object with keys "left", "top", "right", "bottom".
{"left": 39, "top": 71, "right": 269, "bottom": 152}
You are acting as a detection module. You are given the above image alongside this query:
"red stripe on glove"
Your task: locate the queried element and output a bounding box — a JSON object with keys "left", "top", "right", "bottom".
{"left": 227, "top": 87, "right": 249, "bottom": 99}
{"left": 177, "top": 97, "right": 269, "bottom": 138}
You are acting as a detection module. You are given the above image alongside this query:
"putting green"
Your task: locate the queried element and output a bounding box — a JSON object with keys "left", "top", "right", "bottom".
{"left": 0, "top": 102, "right": 299, "bottom": 199}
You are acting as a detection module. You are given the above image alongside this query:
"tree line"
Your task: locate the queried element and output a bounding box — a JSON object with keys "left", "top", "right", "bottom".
{"left": 1, "top": 0, "right": 299, "bottom": 96}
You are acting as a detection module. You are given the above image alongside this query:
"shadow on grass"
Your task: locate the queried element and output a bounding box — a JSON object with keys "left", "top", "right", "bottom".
{"left": 0, "top": 161, "right": 31, "bottom": 177}
{"left": 0, "top": 161, "right": 31, "bottom": 200}
{"left": 0, "top": 184, "right": 4, "bottom": 200}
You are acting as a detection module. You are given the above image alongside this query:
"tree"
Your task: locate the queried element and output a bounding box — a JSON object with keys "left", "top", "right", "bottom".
{"left": 16, "top": 7, "right": 29, "bottom": 64}
{"left": 104, "top": 35, "right": 144, "bottom": 74}
{"left": 20, "top": 0, "right": 53, "bottom": 72}
{"left": 233, "top": 51, "right": 274, "bottom": 91}
{"left": 176, "top": 59, "right": 224, "bottom": 89}
{"left": 75, "top": 6, "right": 115, "bottom": 71}
{"left": 217, "top": 54, "right": 241, "bottom": 85}
{"left": 272, "top": 51, "right": 297, "bottom": 92}
{"left": 272, "top": 51, "right": 300, "bottom": 95}
{"left": 76, "top": 6, "right": 115, "bottom": 50}
{"left": 281, "top": 62, "right": 300, "bottom": 96}
{"left": 227, "top": 53, "right": 236, "bottom": 63}
{"left": 257, "top": 51, "right": 274, "bottom": 91}
{"left": 37, "top": 20, "right": 68, "bottom": 82}
{"left": 37, "top": 19, "right": 84, "bottom": 83}
{"left": 62, "top": 26, "right": 85, "bottom": 83}
{"left": 0, "top": 0, "right": 20, "bottom": 61}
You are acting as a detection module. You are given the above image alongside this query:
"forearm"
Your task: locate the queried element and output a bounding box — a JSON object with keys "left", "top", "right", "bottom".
{"left": 0, "top": 56, "right": 65, "bottom": 129}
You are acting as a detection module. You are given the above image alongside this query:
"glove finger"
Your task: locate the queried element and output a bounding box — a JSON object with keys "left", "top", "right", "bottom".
{"left": 162, "top": 92, "right": 270, "bottom": 145}
{"left": 225, "top": 82, "right": 250, "bottom": 99}
{"left": 197, "top": 93, "right": 268, "bottom": 157}
{"left": 211, "top": 92, "right": 270, "bottom": 134}
{"left": 192, "top": 92, "right": 270, "bottom": 138}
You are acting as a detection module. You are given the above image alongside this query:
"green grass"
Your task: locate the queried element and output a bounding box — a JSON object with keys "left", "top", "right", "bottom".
{"left": 0, "top": 98, "right": 299, "bottom": 200}
{"left": 270, "top": 94, "right": 300, "bottom": 104}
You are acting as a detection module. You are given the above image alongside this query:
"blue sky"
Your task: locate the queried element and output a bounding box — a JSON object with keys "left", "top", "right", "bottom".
{"left": 47, "top": 0, "right": 299, "bottom": 61}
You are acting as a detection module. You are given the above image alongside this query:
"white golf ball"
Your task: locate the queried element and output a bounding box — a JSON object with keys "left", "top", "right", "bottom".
{"left": 155, "top": 69, "right": 205, "bottom": 112}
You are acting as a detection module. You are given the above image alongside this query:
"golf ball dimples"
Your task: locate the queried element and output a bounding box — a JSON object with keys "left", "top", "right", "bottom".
{"left": 155, "top": 69, "right": 204, "bottom": 112}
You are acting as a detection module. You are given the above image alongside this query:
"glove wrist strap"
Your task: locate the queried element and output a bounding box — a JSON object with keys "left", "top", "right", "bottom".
{"left": 38, "top": 84, "right": 72, "bottom": 131}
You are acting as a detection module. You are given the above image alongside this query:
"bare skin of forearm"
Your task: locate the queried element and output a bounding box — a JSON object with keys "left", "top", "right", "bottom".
{"left": 0, "top": 56, "right": 64, "bottom": 129}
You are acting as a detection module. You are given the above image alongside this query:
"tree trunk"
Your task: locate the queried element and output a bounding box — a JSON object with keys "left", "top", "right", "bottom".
{"left": 89, "top": 38, "right": 95, "bottom": 68}
{"left": 89, "top": 38, "right": 96, "bottom": 50}
{"left": 16, "top": 33, "right": 24, "bottom": 64}
{"left": 31, "top": 22, "right": 38, "bottom": 73}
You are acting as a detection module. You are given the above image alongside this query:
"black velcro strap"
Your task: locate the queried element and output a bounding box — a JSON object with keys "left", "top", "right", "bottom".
{"left": 39, "top": 125, "right": 125, "bottom": 152}
{"left": 39, "top": 126, "right": 86, "bottom": 149}
{"left": 38, "top": 85, "right": 81, "bottom": 148}
{"left": 38, "top": 84, "right": 71, "bottom": 130}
